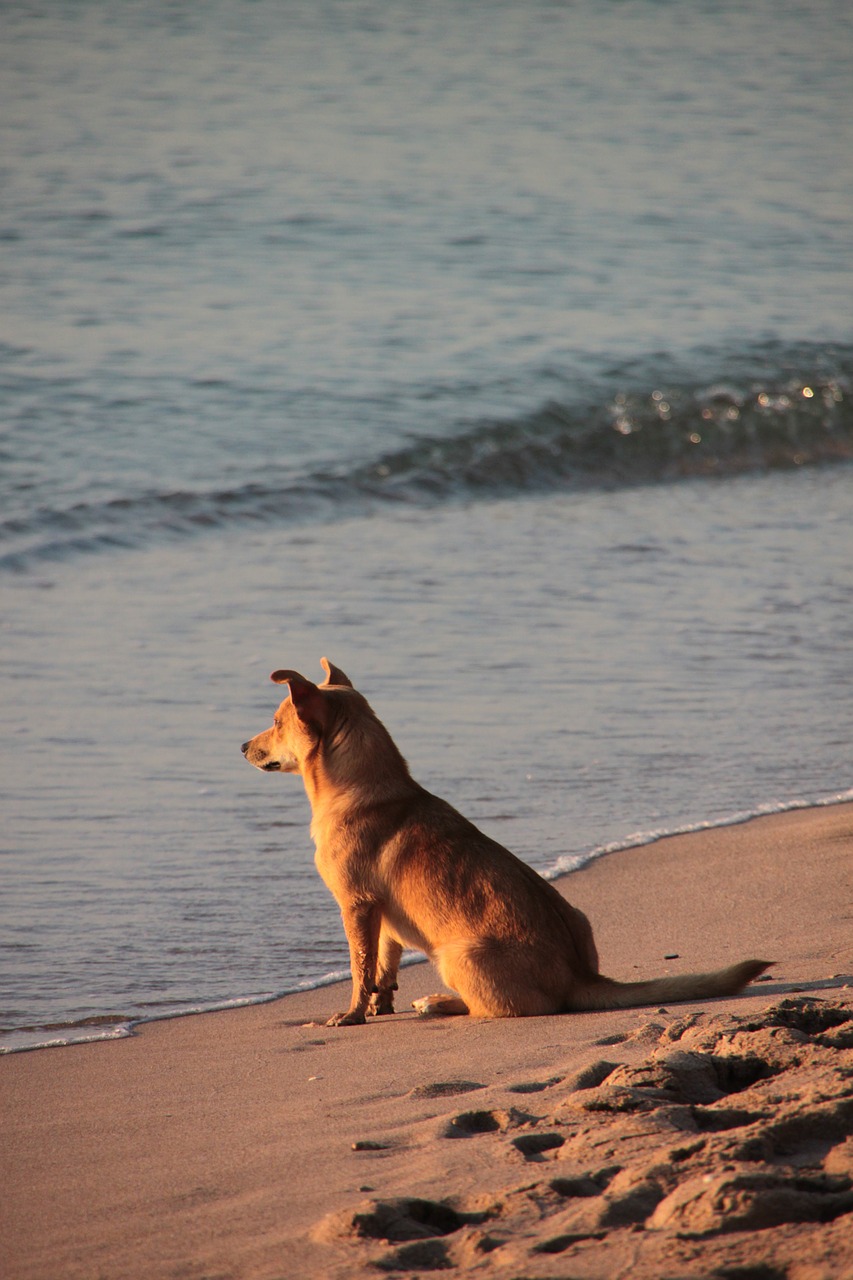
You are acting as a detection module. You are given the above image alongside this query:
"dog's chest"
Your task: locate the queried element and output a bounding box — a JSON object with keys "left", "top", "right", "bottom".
{"left": 311, "top": 830, "right": 373, "bottom": 902}
{"left": 313, "top": 843, "right": 343, "bottom": 895}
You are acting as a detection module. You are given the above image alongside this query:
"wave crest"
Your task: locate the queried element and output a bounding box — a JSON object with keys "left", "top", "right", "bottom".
{"left": 2, "top": 342, "right": 850, "bottom": 570}
{"left": 363, "top": 363, "right": 850, "bottom": 499}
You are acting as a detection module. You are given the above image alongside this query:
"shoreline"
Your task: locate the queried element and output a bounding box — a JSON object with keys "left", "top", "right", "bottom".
{"left": 2, "top": 801, "right": 852, "bottom": 1279}
{"left": 4, "top": 788, "right": 852, "bottom": 1057}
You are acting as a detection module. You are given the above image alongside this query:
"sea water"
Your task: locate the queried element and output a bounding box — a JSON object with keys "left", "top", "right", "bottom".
{"left": 1, "top": 0, "right": 852, "bottom": 1051}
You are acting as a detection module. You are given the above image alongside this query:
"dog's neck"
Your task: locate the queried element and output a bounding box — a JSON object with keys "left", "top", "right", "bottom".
{"left": 299, "top": 715, "right": 416, "bottom": 823}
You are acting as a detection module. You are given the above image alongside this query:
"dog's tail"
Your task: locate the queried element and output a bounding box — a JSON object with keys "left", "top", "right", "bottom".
{"left": 570, "top": 958, "right": 772, "bottom": 1012}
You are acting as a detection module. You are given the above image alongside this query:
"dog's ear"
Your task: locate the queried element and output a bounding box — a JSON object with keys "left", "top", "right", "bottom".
{"left": 270, "top": 671, "right": 326, "bottom": 729}
{"left": 270, "top": 668, "right": 308, "bottom": 686}
{"left": 319, "top": 657, "right": 353, "bottom": 688}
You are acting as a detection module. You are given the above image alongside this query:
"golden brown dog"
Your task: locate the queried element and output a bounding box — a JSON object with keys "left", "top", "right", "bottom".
{"left": 242, "top": 659, "right": 770, "bottom": 1026}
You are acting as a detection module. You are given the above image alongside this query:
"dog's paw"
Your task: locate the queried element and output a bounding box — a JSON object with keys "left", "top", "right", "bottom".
{"left": 326, "top": 1010, "right": 367, "bottom": 1027}
{"left": 368, "top": 991, "right": 396, "bottom": 1016}
{"left": 412, "top": 993, "right": 469, "bottom": 1017}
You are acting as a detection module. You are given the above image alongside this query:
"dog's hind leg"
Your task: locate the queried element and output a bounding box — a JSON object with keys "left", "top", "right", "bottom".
{"left": 430, "top": 938, "right": 565, "bottom": 1018}
{"left": 368, "top": 929, "right": 403, "bottom": 1016}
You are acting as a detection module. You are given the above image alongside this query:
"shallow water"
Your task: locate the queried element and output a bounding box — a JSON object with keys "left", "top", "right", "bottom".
{"left": 1, "top": 0, "right": 852, "bottom": 1049}
{"left": 4, "top": 466, "right": 852, "bottom": 1050}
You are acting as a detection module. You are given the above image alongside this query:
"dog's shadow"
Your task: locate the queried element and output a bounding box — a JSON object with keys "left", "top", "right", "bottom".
{"left": 742, "top": 975, "right": 852, "bottom": 999}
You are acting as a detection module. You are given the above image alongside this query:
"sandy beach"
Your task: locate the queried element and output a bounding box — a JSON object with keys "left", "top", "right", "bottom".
{"left": 2, "top": 802, "right": 852, "bottom": 1280}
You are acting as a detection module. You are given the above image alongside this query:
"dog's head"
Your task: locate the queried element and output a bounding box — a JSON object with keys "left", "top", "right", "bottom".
{"left": 241, "top": 657, "right": 355, "bottom": 775}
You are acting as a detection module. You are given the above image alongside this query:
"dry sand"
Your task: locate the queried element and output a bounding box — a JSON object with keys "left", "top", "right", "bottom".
{"left": 2, "top": 802, "right": 852, "bottom": 1279}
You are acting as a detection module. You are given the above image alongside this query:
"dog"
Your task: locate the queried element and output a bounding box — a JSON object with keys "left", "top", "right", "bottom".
{"left": 242, "top": 659, "right": 770, "bottom": 1026}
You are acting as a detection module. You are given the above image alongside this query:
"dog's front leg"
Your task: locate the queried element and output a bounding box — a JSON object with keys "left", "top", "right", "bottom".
{"left": 326, "top": 900, "right": 382, "bottom": 1027}
{"left": 368, "top": 929, "right": 403, "bottom": 1016}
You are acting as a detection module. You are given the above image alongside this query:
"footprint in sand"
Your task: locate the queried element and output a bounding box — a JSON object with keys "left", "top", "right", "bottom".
{"left": 407, "top": 1079, "right": 485, "bottom": 1099}
{"left": 443, "top": 1108, "right": 522, "bottom": 1138}
{"left": 314, "top": 998, "right": 853, "bottom": 1277}
{"left": 506, "top": 1074, "right": 563, "bottom": 1094}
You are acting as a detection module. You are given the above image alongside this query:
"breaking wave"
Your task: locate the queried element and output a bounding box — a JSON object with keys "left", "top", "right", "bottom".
{"left": 2, "top": 341, "right": 850, "bottom": 571}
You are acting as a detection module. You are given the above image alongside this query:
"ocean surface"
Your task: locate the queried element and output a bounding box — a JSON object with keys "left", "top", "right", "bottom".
{"left": 2, "top": 0, "right": 852, "bottom": 1052}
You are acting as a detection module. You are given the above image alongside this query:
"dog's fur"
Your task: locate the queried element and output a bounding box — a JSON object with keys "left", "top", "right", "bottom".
{"left": 242, "top": 659, "right": 770, "bottom": 1026}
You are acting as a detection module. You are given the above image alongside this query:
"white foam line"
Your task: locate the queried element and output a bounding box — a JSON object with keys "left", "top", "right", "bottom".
{"left": 544, "top": 787, "right": 853, "bottom": 880}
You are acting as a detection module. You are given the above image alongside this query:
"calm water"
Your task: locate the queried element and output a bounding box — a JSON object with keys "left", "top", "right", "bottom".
{"left": 1, "top": 0, "right": 852, "bottom": 1051}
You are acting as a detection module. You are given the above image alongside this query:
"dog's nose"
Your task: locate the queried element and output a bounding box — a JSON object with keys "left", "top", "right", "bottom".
{"left": 241, "top": 741, "right": 250, "bottom": 755}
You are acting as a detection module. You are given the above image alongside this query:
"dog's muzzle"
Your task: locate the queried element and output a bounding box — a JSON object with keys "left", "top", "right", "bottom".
{"left": 241, "top": 742, "right": 281, "bottom": 770}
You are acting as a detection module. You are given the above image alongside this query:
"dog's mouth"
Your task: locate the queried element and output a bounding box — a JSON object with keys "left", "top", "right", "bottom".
{"left": 261, "top": 760, "right": 282, "bottom": 771}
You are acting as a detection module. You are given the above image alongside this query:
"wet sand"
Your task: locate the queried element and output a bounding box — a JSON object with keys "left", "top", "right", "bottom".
{"left": 2, "top": 803, "right": 852, "bottom": 1279}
